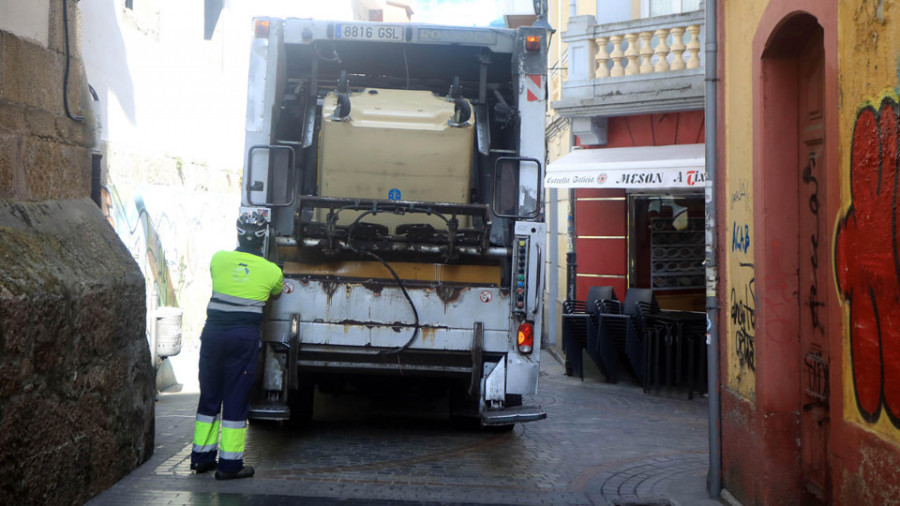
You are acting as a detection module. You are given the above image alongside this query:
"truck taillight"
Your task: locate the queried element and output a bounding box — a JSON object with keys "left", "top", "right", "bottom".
{"left": 255, "top": 19, "right": 270, "bottom": 38}
{"left": 525, "top": 35, "right": 541, "bottom": 52}
{"left": 517, "top": 322, "right": 534, "bottom": 354}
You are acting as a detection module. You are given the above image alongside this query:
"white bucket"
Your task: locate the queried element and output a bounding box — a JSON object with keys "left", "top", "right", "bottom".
{"left": 155, "top": 306, "right": 183, "bottom": 358}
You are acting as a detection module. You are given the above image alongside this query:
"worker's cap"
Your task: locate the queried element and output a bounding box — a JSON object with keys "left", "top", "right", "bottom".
{"left": 236, "top": 212, "right": 267, "bottom": 238}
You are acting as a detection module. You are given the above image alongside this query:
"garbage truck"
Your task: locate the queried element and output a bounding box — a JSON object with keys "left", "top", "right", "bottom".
{"left": 241, "top": 16, "right": 548, "bottom": 427}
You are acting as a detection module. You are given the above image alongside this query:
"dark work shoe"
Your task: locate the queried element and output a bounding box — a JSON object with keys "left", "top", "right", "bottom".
{"left": 215, "top": 465, "right": 255, "bottom": 480}
{"left": 190, "top": 461, "right": 217, "bottom": 473}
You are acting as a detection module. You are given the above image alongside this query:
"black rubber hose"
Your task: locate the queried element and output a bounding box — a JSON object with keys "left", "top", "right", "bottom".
{"left": 453, "top": 99, "right": 472, "bottom": 124}
{"left": 334, "top": 93, "right": 351, "bottom": 119}
{"left": 337, "top": 70, "right": 349, "bottom": 94}
{"left": 62, "top": 0, "right": 83, "bottom": 122}
{"left": 449, "top": 75, "right": 461, "bottom": 99}
{"left": 343, "top": 210, "right": 421, "bottom": 355}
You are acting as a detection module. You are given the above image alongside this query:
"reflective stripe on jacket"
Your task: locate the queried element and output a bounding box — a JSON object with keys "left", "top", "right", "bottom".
{"left": 205, "top": 249, "right": 283, "bottom": 329}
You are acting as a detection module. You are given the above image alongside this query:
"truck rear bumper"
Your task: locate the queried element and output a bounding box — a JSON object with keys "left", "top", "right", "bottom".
{"left": 249, "top": 401, "right": 291, "bottom": 421}
{"left": 481, "top": 405, "right": 547, "bottom": 426}
{"left": 294, "top": 346, "right": 505, "bottom": 378}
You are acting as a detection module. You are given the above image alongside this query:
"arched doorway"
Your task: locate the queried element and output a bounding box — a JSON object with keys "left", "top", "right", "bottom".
{"left": 755, "top": 12, "right": 830, "bottom": 504}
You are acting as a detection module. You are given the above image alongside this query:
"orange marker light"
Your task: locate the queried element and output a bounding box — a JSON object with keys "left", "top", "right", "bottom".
{"left": 517, "top": 322, "right": 534, "bottom": 354}
{"left": 525, "top": 35, "right": 541, "bottom": 52}
{"left": 255, "top": 19, "right": 270, "bottom": 38}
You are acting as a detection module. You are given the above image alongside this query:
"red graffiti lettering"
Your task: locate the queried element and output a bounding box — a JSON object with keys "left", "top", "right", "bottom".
{"left": 835, "top": 98, "right": 900, "bottom": 426}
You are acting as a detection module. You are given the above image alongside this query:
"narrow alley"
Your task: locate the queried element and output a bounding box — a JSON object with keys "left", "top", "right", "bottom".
{"left": 88, "top": 352, "right": 717, "bottom": 506}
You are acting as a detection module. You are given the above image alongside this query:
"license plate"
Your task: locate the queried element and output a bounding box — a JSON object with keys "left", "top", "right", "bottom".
{"left": 334, "top": 23, "right": 403, "bottom": 42}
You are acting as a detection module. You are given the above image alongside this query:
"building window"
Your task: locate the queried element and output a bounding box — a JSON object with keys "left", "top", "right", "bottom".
{"left": 644, "top": 0, "right": 701, "bottom": 17}
{"left": 125, "top": 0, "right": 133, "bottom": 9}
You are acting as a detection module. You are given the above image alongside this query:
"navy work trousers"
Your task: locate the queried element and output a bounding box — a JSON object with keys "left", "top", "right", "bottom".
{"left": 190, "top": 326, "right": 260, "bottom": 473}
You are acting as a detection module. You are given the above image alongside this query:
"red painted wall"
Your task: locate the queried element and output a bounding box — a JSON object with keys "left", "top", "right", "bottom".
{"left": 574, "top": 189, "right": 627, "bottom": 301}
{"left": 835, "top": 101, "right": 900, "bottom": 426}
{"left": 831, "top": 99, "right": 900, "bottom": 503}
{"left": 574, "top": 111, "right": 705, "bottom": 303}
{"left": 579, "top": 111, "right": 706, "bottom": 149}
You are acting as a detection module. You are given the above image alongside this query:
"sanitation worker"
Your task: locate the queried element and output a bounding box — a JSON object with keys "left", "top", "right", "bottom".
{"left": 190, "top": 211, "right": 283, "bottom": 480}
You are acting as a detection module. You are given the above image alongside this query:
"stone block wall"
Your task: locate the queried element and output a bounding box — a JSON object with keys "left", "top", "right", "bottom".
{"left": 0, "top": 0, "right": 92, "bottom": 202}
{"left": 0, "top": 1, "right": 155, "bottom": 504}
{"left": 0, "top": 200, "right": 155, "bottom": 505}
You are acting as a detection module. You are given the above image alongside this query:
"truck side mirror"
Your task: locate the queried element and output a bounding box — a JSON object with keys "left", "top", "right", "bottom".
{"left": 491, "top": 156, "right": 542, "bottom": 219}
{"left": 246, "top": 144, "right": 296, "bottom": 207}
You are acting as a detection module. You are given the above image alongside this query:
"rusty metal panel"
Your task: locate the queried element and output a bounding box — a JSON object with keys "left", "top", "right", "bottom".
{"left": 271, "top": 279, "right": 511, "bottom": 351}
{"left": 295, "top": 322, "right": 509, "bottom": 352}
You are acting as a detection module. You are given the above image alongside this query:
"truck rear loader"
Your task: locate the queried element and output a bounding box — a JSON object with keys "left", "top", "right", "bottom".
{"left": 241, "top": 17, "right": 548, "bottom": 427}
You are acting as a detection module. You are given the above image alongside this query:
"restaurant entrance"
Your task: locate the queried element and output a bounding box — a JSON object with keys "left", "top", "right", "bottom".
{"left": 628, "top": 192, "right": 706, "bottom": 312}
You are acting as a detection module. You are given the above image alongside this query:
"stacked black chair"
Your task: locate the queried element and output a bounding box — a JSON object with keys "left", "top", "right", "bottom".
{"left": 561, "top": 299, "right": 588, "bottom": 379}
{"left": 680, "top": 314, "right": 708, "bottom": 399}
{"left": 620, "top": 289, "right": 659, "bottom": 385}
{"left": 638, "top": 299, "right": 708, "bottom": 398}
{"left": 585, "top": 289, "right": 619, "bottom": 382}
{"left": 562, "top": 286, "right": 616, "bottom": 380}
{"left": 595, "top": 292, "right": 644, "bottom": 384}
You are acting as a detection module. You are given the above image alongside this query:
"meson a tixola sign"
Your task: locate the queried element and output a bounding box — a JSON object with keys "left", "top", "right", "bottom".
{"left": 544, "top": 166, "right": 707, "bottom": 189}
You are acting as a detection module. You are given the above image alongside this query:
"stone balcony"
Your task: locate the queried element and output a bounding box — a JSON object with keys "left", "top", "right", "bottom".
{"left": 552, "top": 8, "right": 706, "bottom": 144}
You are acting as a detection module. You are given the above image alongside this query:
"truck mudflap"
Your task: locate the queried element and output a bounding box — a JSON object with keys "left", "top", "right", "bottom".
{"left": 481, "top": 405, "right": 547, "bottom": 426}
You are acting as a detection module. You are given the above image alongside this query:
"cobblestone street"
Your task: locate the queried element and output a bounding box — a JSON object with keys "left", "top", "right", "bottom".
{"left": 88, "top": 352, "right": 720, "bottom": 505}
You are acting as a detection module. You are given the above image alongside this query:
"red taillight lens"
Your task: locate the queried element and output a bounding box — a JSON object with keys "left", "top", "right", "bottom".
{"left": 255, "top": 19, "right": 270, "bottom": 38}
{"left": 517, "top": 322, "right": 534, "bottom": 354}
{"left": 525, "top": 35, "right": 541, "bottom": 52}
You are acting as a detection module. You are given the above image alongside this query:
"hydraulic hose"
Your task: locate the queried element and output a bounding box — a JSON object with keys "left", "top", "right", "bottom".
{"left": 342, "top": 210, "right": 422, "bottom": 355}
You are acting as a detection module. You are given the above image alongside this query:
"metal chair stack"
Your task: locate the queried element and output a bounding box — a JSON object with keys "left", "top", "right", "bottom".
{"left": 617, "top": 289, "right": 659, "bottom": 385}
{"left": 562, "top": 286, "right": 616, "bottom": 380}
{"left": 587, "top": 292, "right": 622, "bottom": 383}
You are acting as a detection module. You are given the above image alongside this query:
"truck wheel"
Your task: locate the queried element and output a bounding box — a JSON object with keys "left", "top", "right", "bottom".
{"left": 287, "top": 381, "right": 314, "bottom": 427}
{"left": 449, "top": 384, "right": 480, "bottom": 430}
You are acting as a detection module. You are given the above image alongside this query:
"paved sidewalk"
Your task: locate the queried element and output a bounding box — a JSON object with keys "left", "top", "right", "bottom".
{"left": 88, "top": 350, "right": 722, "bottom": 505}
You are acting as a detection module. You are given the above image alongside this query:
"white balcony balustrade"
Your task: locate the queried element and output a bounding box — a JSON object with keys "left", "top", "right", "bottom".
{"left": 593, "top": 24, "right": 701, "bottom": 78}
{"left": 553, "top": 6, "right": 706, "bottom": 130}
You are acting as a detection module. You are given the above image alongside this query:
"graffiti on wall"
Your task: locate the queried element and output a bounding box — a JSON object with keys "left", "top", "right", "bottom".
{"left": 727, "top": 175, "right": 756, "bottom": 397}
{"left": 103, "top": 188, "right": 179, "bottom": 308}
{"left": 729, "top": 179, "right": 750, "bottom": 213}
{"left": 102, "top": 182, "right": 239, "bottom": 390}
{"left": 835, "top": 97, "right": 900, "bottom": 431}
{"left": 732, "top": 222, "right": 751, "bottom": 254}
{"left": 730, "top": 262, "right": 757, "bottom": 373}
{"left": 802, "top": 155, "right": 826, "bottom": 333}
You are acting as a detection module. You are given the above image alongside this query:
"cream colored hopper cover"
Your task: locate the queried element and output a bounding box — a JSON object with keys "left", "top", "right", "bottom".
{"left": 319, "top": 88, "right": 474, "bottom": 231}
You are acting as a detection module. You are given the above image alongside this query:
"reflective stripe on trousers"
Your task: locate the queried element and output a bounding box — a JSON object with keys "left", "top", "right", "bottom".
{"left": 190, "top": 326, "right": 260, "bottom": 473}
{"left": 219, "top": 419, "right": 247, "bottom": 462}
{"left": 192, "top": 413, "right": 221, "bottom": 454}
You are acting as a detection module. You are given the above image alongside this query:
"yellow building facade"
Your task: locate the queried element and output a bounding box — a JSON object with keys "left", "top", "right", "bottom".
{"left": 720, "top": 0, "right": 900, "bottom": 503}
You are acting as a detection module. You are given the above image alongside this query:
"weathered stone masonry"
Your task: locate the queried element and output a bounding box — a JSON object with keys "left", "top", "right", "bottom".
{"left": 0, "top": 2, "right": 155, "bottom": 505}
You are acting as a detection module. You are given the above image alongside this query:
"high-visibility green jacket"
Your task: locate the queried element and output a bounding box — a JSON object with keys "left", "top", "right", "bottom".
{"left": 205, "top": 248, "right": 283, "bottom": 330}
